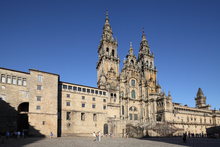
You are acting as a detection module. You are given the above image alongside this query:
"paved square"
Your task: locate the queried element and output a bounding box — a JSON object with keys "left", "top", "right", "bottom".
{"left": 2, "top": 137, "right": 220, "bottom": 147}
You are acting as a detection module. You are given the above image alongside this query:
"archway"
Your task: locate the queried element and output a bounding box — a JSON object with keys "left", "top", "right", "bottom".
{"left": 17, "top": 102, "right": 29, "bottom": 132}
{"left": 104, "top": 123, "right": 108, "bottom": 135}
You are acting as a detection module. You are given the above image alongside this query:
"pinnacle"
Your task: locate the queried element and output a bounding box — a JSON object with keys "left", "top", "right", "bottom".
{"left": 197, "top": 88, "right": 204, "bottom": 97}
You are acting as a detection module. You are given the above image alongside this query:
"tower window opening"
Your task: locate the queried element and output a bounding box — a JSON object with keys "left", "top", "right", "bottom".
{"left": 112, "top": 49, "right": 115, "bottom": 57}
{"left": 131, "top": 90, "right": 136, "bottom": 99}
{"left": 106, "top": 47, "right": 109, "bottom": 52}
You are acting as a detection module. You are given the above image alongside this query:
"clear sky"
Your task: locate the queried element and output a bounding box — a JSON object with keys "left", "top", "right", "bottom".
{"left": 0, "top": 0, "right": 220, "bottom": 109}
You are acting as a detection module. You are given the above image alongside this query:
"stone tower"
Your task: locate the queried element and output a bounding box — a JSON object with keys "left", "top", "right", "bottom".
{"left": 137, "top": 30, "right": 157, "bottom": 97}
{"left": 97, "top": 11, "right": 120, "bottom": 91}
{"left": 195, "top": 88, "right": 210, "bottom": 109}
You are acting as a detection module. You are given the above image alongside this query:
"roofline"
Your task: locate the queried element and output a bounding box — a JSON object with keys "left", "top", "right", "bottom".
{"left": 29, "top": 69, "right": 59, "bottom": 76}
{"left": 0, "top": 67, "right": 29, "bottom": 74}
{"left": 60, "top": 81, "right": 106, "bottom": 91}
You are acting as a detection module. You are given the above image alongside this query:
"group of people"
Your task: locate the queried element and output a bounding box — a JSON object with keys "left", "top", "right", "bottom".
{"left": 92, "top": 131, "right": 102, "bottom": 142}
{"left": 0, "top": 130, "right": 26, "bottom": 144}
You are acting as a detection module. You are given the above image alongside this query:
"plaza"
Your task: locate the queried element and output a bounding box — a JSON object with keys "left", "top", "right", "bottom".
{"left": 1, "top": 136, "right": 220, "bottom": 147}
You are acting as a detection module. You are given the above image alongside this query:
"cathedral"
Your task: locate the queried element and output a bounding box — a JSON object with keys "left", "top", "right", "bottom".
{"left": 0, "top": 12, "right": 220, "bottom": 137}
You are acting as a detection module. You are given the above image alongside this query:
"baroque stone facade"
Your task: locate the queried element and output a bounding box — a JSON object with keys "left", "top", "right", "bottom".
{"left": 0, "top": 13, "right": 220, "bottom": 137}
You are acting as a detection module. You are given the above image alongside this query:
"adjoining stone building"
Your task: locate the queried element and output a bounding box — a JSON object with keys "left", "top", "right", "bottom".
{"left": 0, "top": 12, "right": 220, "bottom": 137}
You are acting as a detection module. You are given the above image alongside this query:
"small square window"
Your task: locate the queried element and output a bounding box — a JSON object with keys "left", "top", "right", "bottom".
{"left": 66, "top": 101, "right": 70, "bottom": 106}
{"left": 92, "top": 97, "right": 96, "bottom": 101}
{"left": 37, "top": 96, "right": 41, "bottom": 101}
{"left": 82, "top": 88, "right": 86, "bottom": 92}
{"left": 92, "top": 104, "right": 96, "bottom": 109}
{"left": 66, "top": 94, "right": 70, "bottom": 98}
{"left": 42, "top": 121, "right": 46, "bottom": 125}
{"left": 82, "top": 103, "right": 85, "bottom": 107}
{"left": 99, "top": 91, "right": 102, "bottom": 95}
{"left": 68, "top": 86, "right": 72, "bottom": 90}
{"left": 95, "top": 90, "right": 98, "bottom": 94}
{"left": 87, "top": 89, "right": 90, "bottom": 93}
{"left": 36, "top": 105, "right": 41, "bottom": 110}
{"left": 63, "top": 85, "right": 67, "bottom": 89}
{"left": 103, "top": 92, "right": 106, "bottom": 95}
{"left": 103, "top": 99, "right": 106, "bottom": 102}
{"left": 103, "top": 105, "right": 106, "bottom": 110}
{"left": 78, "top": 87, "right": 81, "bottom": 91}
{"left": 82, "top": 96, "right": 85, "bottom": 100}
{"left": 73, "top": 86, "right": 77, "bottom": 90}
{"left": 91, "top": 90, "right": 94, "bottom": 93}
{"left": 37, "top": 85, "right": 42, "bottom": 90}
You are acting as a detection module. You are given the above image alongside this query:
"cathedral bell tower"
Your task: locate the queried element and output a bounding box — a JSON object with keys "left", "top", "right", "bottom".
{"left": 137, "top": 30, "right": 157, "bottom": 94}
{"left": 97, "top": 11, "right": 120, "bottom": 90}
{"left": 195, "top": 88, "right": 210, "bottom": 109}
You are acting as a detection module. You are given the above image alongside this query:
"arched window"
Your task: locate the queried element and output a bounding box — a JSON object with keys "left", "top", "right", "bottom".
{"left": 146, "top": 61, "right": 149, "bottom": 67}
{"left": 112, "top": 49, "right": 115, "bottom": 57}
{"left": 106, "top": 47, "right": 109, "bottom": 52}
{"left": 131, "top": 90, "right": 136, "bottom": 99}
{"left": 131, "top": 79, "right": 135, "bottom": 87}
{"left": 130, "top": 60, "right": 134, "bottom": 65}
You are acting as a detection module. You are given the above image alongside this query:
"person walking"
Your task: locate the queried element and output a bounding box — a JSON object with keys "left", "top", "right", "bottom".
{"left": 183, "top": 133, "right": 187, "bottom": 143}
{"left": 92, "top": 132, "right": 96, "bottom": 141}
{"left": 50, "top": 132, "right": 53, "bottom": 138}
{"left": 98, "top": 131, "right": 101, "bottom": 142}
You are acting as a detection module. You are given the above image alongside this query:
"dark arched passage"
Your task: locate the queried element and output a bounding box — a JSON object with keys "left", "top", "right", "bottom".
{"left": 17, "top": 102, "right": 29, "bottom": 131}
{"left": 104, "top": 123, "right": 108, "bottom": 135}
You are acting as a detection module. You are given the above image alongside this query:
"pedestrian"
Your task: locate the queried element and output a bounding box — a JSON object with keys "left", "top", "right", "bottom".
{"left": 17, "top": 131, "right": 21, "bottom": 139}
{"left": 6, "top": 131, "right": 10, "bottom": 139}
{"left": 92, "top": 132, "right": 96, "bottom": 141}
{"left": 50, "top": 132, "right": 53, "bottom": 138}
{"left": 22, "top": 130, "right": 25, "bottom": 138}
{"left": 183, "top": 133, "right": 187, "bottom": 143}
{"left": 98, "top": 131, "right": 101, "bottom": 142}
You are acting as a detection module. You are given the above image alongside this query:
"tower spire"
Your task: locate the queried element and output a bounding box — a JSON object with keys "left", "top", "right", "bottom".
{"left": 129, "top": 42, "right": 134, "bottom": 55}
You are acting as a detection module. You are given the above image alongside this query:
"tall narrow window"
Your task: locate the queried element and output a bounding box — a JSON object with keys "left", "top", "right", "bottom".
{"left": 112, "top": 49, "right": 115, "bottom": 56}
{"left": 129, "top": 113, "right": 133, "bottom": 120}
{"left": 92, "top": 104, "right": 96, "bottom": 109}
{"left": 134, "top": 114, "right": 138, "bottom": 120}
{"left": 122, "top": 105, "right": 124, "bottom": 115}
{"left": 81, "top": 113, "right": 85, "bottom": 121}
{"left": 66, "top": 112, "right": 71, "bottom": 120}
{"left": 131, "top": 80, "right": 136, "bottom": 87}
{"left": 38, "top": 75, "right": 43, "bottom": 82}
{"left": 93, "top": 114, "right": 97, "bottom": 121}
{"left": 7, "top": 75, "right": 11, "bottom": 84}
{"left": 23, "top": 78, "right": 27, "bottom": 86}
{"left": 1, "top": 74, "right": 6, "bottom": 83}
{"left": 18, "top": 77, "right": 22, "bottom": 85}
{"left": 12, "top": 76, "right": 16, "bottom": 84}
{"left": 131, "top": 90, "right": 136, "bottom": 99}
{"left": 106, "top": 47, "right": 109, "bottom": 52}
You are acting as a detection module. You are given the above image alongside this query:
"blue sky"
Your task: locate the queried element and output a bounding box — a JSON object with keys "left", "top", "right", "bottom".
{"left": 0, "top": 0, "right": 220, "bottom": 109}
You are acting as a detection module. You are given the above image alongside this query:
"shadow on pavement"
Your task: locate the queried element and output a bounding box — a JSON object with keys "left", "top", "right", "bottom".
{"left": 0, "top": 99, "right": 45, "bottom": 147}
{"left": 140, "top": 136, "right": 220, "bottom": 147}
